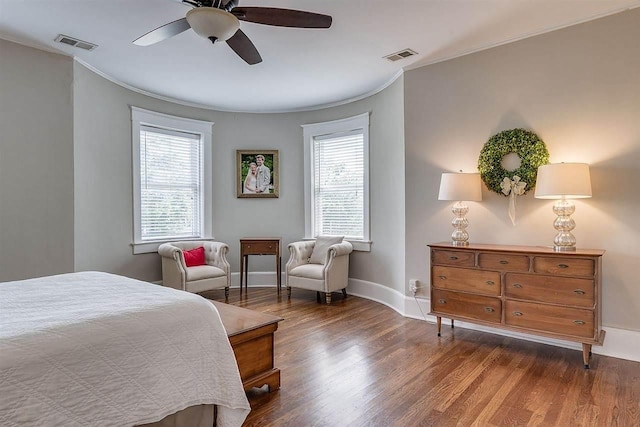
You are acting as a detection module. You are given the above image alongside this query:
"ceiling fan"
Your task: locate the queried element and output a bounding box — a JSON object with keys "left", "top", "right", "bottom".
{"left": 132, "top": 0, "right": 332, "bottom": 65}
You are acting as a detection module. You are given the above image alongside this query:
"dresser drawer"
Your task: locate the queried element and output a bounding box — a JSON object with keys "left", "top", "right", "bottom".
{"left": 242, "top": 241, "right": 278, "bottom": 255}
{"left": 432, "top": 266, "right": 500, "bottom": 296}
{"left": 432, "top": 289, "right": 501, "bottom": 323}
{"left": 505, "top": 300, "right": 595, "bottom": 338}
{"left": 505, "top": 273, "right": 594, "bottom": 307}
{"left": 478, "top": 253, "right": 530, "bottom": 272}
{"left": 533, "top": 257, "right": 594, "bottom": 277}
{"left": 431, "top": 249, "right": 475, "bottom": 267}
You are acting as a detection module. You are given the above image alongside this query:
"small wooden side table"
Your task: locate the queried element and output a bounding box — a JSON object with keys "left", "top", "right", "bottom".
{"left": 240, "top": 238, "right": 281, "bottom": 295}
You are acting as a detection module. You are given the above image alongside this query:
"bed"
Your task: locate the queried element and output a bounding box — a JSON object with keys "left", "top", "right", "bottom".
{"left": 0, "top": 271, "right": 250, "bottom": 427}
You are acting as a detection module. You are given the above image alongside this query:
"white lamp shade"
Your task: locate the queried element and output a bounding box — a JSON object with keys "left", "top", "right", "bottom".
{"left": 186, "top": 8, "right": 240, "bottom": 42}
{"left": 438, "top": 173, "right": 482, "bottom": 201}
{"left": 534, "top": 163, "right": 592, "bottom": 199}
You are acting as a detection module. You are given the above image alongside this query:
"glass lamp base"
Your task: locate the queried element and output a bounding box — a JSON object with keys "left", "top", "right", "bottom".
{"left": 450, "top": 201, "right": 470, "bottom": 246}
{"left": 553, "top": 245, "right": 577, "bottom": 252}
{"left": 551, "top": 198, "right": 577, "bottom": 251}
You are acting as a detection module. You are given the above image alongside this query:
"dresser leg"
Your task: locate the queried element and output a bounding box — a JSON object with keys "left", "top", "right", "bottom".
{"left": 582, "top": 343, "right": 592, "bottom": 369}
{"left": 451, "top": 319, "right": 454, "bottom": 329}
{"left": 437, "top": 317, "right": 442, "bottom": 337}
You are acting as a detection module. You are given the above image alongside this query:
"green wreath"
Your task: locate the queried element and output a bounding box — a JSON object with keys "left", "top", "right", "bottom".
{"left": 478, "top": 128, "right": 549, "bottom": 195}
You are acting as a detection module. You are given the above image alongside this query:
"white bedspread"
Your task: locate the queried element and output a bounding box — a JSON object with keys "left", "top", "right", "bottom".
{"left": 0, "top": 272, "right": 250, "bottom": 427}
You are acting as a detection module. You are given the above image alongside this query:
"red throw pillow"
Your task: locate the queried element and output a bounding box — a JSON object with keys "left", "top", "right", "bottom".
{"left": 183, "top": 246, "right": 206, "bottom": 267}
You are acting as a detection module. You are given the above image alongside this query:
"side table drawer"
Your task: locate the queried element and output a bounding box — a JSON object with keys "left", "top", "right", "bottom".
{"left": 432, "top": 289, "right": 501, "bottom": 323}
{"left": 505, "top": 300, "right": 595, "bottom": 338}
{"left": 505, "top": 273, "right": 594, "bottom": 307}
{"left": 242, "top": 241, "right": 278, "bottom": 255}
{"left": 432, "top": 266, "right": 500, "bottom": 296}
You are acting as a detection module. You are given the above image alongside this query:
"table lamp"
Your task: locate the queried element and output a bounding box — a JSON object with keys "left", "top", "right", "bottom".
{"left": 534, "top": 163, "right": 592, "bottom": 251}
{"left": 438, "top": 172, "right": 482, "bottom": 246}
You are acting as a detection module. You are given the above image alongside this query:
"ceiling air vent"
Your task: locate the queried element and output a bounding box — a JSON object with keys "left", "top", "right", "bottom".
{"left": 54, "top": 34, "right": 98, "bottom": 51}
{"left": 384, "top": 48, "right": 417, "bottom": 62}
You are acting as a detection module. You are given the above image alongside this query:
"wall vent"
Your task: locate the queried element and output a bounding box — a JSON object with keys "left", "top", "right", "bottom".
{"left": 384, "top": 48, "right": 418, "bottom": 62}
{"left": 54, "top": 34, "right": 98, "bottom": 51}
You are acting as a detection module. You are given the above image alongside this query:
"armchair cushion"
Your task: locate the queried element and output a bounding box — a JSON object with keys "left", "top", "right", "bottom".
{"left": 185, "top": 265, "right": 227, "bottom": 282}
{"left": 183, "top": 246, "right": 206, "bottom": 267}
{"left": 289, "top": 264, "right": 324, "bottom": 280}
{"left": 309, "top": 235, "right": 343, "bottom": 264}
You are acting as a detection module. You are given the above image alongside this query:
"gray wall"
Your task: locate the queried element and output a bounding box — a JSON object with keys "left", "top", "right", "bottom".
{"left": 0, "top": 39, "right": 74, "bottom": 281}
{"left": 404, "top": 9, "right": 640, "bottom": 330}
{"left": 72, "top": 63, "right": 406, "bottom": 290}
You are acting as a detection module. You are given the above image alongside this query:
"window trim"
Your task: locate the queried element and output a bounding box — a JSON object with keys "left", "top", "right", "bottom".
{"left": 131, "top": 107, "right": 214, "bottom": 254}
{"left": 301, "top": 112, "right": 371, "bottom": 251}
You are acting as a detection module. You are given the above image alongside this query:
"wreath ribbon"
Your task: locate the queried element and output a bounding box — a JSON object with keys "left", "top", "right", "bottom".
{"left": 500, "top": 176, "right": 526, "bottom": 225}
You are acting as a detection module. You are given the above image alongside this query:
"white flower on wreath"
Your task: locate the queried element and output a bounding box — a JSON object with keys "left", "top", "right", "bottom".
{"left": 500, "top": 175, "right": 527, "bottom": 196}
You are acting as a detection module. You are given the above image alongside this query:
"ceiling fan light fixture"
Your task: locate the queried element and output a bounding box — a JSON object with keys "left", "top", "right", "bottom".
{"left": 186, "top": 7, "right": 239, "bottom": 42}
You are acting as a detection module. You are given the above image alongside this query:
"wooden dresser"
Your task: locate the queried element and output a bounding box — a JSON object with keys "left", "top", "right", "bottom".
{"left": 428, "top": 242, "right": 605, "bottom": 368}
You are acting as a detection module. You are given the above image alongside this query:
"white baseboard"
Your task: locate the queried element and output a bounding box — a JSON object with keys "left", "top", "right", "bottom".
{"left": 348, "top": 278, "right": 640, "bottom": 363}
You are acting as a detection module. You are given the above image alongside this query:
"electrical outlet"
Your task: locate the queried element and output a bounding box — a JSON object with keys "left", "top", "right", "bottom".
{"left": 409, "top": 279, "right": 419, "bottom": 295}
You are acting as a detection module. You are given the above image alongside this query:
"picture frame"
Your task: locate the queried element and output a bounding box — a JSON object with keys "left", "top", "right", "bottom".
{"left": 236, "top": 149, "right": 279, "bottom": 198}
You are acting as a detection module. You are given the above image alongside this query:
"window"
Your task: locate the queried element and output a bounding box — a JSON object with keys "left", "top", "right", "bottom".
{"left": 302, "top": 113, "right": 370, "bottom": 251}
{"left": 131, "top": 107, "right": 213, "bottom": 254}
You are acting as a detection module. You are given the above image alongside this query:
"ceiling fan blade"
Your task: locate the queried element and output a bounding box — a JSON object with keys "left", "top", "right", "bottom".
{"left": 226, "top": 29, "right": 262, "bottom": 65}
{"left": 231, "top": 7, "right": 332, "bottom": 28}
{"left": 133, "top": 18, "right": 191, "bottom": 46}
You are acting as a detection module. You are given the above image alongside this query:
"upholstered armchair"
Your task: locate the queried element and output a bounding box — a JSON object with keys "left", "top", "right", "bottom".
{"left": 158, "top": 241, "right": 230, "bottom": 298}
{"left": 286, "top": 238, "right": 353, "bottom": 304}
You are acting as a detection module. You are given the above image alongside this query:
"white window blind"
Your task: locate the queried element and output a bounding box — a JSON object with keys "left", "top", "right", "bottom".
{"left": 312, "top": 130, "right": 364, "bottom": 239}
{"left": 139, "top": 125, "right": 202, "bottom": 241}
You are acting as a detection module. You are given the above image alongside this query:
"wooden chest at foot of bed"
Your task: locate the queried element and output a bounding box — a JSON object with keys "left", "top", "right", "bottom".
{"left": 211, "top": 300, "right": 283, "bottom": 391}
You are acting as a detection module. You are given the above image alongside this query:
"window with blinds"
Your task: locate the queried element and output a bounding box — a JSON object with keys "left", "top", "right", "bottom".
{"left": 131, "top": 107, "right": 213, "bottom": 253}
{"left": 302, "top": 112, "right": 370, "bottom": 251}
{"left": 139, "top": 126, "right": 203, "bottom": 241}
{"left": 312, "top": 131, "right": 364, "bottom": 239}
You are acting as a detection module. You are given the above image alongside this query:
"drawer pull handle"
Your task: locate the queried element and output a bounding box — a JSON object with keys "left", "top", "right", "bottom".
{"left": 513, "top": 283, "right": 523, "bottom": 288}
{"left": 513, "top": 311, "right": 523, "bottom": 317}
{"left": 573, "top": 289, "right": 586, "bottom": 295}
{"left": 573, "top": 320, "right": 586, "bottom": 325}
{"left": 484, "top": 307, "right": 495, "bottom": 313}
{"left": 499, "top": 260, "right": 509, "bottom": 265}
{"left": 485, "top": 280, "right": 495, "bottom": 286}
{"left": 247, "top": 245, "right": 251, "bottom": 248}
{"left": 449, "top": 256, "right": 459, "bottom": 260}
{"left": 558, "top": 264, "right": 569, "bottom": 269}
{"left": 438, "top": 299, "right": 446, "bottom": 304}
{"left": 439, "top": 275, "right": 447, "bottom": 280}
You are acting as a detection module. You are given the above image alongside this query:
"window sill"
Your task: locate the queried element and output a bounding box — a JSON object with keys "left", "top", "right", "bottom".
{"left": 131, "top": 237, "right": 214, "bottom": 254}
{"left": 349, "top": 240, "right": 372, "bottom": 252}
{"left": 303, "top": 238, "right": 371, "bottom": 252}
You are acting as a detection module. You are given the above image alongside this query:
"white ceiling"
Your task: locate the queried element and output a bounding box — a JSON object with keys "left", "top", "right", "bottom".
{"left": 1, "top": 0, "right": 639, "bottom": 112}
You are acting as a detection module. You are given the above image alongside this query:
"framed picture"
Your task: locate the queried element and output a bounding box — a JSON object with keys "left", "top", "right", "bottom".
{"left": 236, "top": 149, "right": 279, "bottom": 198}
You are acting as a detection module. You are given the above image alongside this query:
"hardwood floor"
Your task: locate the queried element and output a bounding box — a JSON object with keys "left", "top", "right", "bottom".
{"left": 202, "top": 288, "right": 640, "bottom": 427}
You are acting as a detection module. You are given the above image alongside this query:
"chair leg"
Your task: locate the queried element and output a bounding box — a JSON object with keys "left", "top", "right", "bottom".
{"left": 224, "top": 287, "right": 229, "bottom": 300}
{"left": 325, "top": 292, "right": 332, "bottom": 304}
{"left": 316, "top": 291, "right": 321, "bottom": 303}
{"left": 342, "top": 288, "right": 347, "bottom": 298}
{"left": 287, "top": 286, "right": 292, "bottom": 299}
